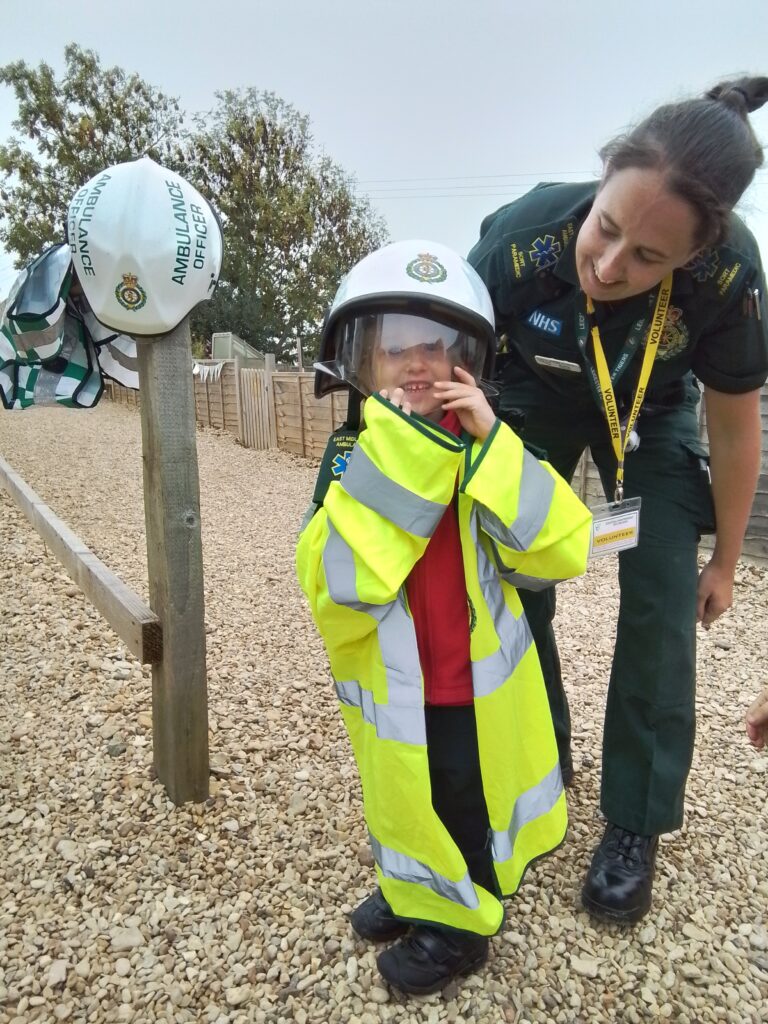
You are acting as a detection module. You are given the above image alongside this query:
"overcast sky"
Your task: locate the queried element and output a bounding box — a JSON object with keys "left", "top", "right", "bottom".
{"left": 1, "top": 0, "right": 767, "bottom": 297}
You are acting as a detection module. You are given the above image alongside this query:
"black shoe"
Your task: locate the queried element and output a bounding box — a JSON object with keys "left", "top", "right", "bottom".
{"left": 377, "top": 926, "right": 488, "bottom": 995}
{"left": 349, "top": 889, "right": 409, "bottom": 942}
{"left": 582, "top": 822, "right": 659, "bottom": 924}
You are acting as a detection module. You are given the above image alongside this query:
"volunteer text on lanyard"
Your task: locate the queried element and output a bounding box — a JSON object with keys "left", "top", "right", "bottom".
{"left": 575, "top": 274, "right": 673, "bottom": 502}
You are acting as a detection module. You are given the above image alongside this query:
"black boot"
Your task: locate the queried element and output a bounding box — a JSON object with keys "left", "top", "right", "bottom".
{"left": 349, "top": 889, "right": 409, "bottom": 942}
{"left": 377, "top": 925, "right": 488, "bottom": 995}
{"left": 582, "top": 822, "right": 659, "bottom": 924}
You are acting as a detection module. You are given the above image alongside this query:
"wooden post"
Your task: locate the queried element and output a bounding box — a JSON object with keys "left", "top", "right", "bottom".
{"left": 204, "top": 374, "right": 212, "bottom": 427}
{"left": 136, "top": 317, "right": 209, "bottom": 805}
{"left": 234, "top": 355, "right": 244, "bottom": 443}
{"left": 265, "top": 353, "right": 277, "bottom": 447}
{"left": 218, "top": 367, "right": 226, "bottom": 430}
{"left": 296, "top": 373, "right": 306, "bottom": 457}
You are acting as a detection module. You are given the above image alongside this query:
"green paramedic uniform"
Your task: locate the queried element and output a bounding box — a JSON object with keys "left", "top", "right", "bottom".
{"left": 468, "top": 182, "right": 768, "bottom": 836}
{"left": 297, "top": 395, "right": 591, "bottom": 934}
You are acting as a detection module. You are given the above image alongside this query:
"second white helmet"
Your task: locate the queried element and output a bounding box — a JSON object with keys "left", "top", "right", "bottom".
{"left": 315, "top": 239, "right": 495, "bottom": 398}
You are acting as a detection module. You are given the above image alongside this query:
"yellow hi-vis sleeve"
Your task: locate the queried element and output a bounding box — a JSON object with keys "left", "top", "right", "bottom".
{"left": 460, "top": 419, "right": 591, "bottom": 586}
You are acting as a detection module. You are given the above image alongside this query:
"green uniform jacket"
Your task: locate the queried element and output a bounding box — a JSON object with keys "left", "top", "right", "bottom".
{"left": 296, "top": 396, "right": 592, "bottom": 934}
{"left": 468, "top": 182, "right": 768, "bottom": 405}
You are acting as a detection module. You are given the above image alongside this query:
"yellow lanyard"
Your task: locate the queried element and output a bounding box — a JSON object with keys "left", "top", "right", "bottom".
{"left": 585, "top": 274, "right": 673, "bottom": 501}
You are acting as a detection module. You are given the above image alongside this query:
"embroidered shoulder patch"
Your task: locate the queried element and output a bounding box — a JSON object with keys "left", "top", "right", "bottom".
{"left": 528, "top": 235, "right": 562, "bottom": 270}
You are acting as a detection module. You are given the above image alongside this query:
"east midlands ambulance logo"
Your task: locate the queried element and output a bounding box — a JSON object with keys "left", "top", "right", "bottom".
{"left": 331, "top": 451, "right": 352, "bottom": 478}
{"left": 656, "top": 306, "right": 689, "bottom": 361}
{"left": 528, "top": 235, "right": 562, "bottom": 270}
{"left": 683, "top": 249, "right": 720, "bottom": 283}
{"left": 115, "top": 273, "right": 147, "bottom": 312}
{"left": 406, "top": 253, "right": 447, "bottom": 284}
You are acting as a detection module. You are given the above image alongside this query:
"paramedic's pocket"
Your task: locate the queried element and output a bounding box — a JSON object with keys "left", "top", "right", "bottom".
{"left": 680, "top": 440, "right": 716, "bottom": 535}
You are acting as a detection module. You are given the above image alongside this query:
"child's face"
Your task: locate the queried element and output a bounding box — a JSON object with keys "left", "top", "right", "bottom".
{"left": 372, "top": 316, "right": 457, "bottom": 421}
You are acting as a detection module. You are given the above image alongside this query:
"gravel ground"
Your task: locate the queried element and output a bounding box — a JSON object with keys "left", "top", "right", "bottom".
{"left": 1, "top": 401, "right": 767, "bottom": 1024}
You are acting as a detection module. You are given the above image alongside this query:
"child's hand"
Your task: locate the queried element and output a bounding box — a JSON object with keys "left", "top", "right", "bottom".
{"left": 434, "top": 367, "right": 496, "bottom": 440}
{"left": 746, "top": 688, "right": 768, "bottom": 750}
{"left": 379, "top": 388, "right": 412, "bottom": 416}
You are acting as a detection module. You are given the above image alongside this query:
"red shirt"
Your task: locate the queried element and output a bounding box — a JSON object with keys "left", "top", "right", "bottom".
{"left": 405, "top": 411, "right": 474, "bottom": 706}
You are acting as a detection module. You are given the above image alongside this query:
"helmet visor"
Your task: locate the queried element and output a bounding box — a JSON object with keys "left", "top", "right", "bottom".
{"left": 314, "top": 312, "right": 489, "bottom": 398}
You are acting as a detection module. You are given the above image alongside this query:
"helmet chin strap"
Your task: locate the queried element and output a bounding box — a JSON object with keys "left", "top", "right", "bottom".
{"left": 345, "top": 388, "right": 362, "bottom": 432}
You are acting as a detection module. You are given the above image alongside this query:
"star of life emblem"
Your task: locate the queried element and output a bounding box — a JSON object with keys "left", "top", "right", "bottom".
{"left": 683, "top": 249, "right": 720, "bottom": 283}
{"left": 528, "top": 235, "right": 562, "bottom": 270}
{"left": 331, "top": 451, "right": 352, "bottom": 478}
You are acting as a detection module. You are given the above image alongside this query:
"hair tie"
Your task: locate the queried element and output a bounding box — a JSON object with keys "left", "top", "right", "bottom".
{"left": 729, "top": 86, "right": 749, "bottom": 105}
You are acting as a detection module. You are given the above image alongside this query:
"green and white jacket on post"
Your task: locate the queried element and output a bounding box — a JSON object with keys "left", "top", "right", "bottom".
{"left": 296, "top": 395, "right": 592, "bottom": 935}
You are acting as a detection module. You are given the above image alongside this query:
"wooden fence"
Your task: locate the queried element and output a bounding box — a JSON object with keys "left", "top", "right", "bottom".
{"left": 193, "top": 360, "right": 239, "bottom": 434}
{"left": 239, "top": 366, "right": 276, "bottom": 449}
{"left": 106, "top": 366, "right": 768, "bottom": 566}
{"left": 272, "top": 373, "right": 348, "bottom": 458}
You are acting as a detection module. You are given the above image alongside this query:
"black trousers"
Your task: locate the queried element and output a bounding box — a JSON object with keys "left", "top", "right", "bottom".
{"left": 425, "top": 704, "right": 496, "bottom": 896}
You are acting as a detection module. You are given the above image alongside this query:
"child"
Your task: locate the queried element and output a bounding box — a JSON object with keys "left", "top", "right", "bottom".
{"left": 296, "top": 240, "right": 592, "bottom": 995}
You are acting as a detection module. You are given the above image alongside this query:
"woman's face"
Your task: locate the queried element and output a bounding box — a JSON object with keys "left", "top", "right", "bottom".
{"left": 575, "top": 167, "right": 701, "bottom": 302}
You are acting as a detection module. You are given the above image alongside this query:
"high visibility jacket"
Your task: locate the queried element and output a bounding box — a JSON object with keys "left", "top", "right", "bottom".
{"left": 296, "top": 395, "right": 592, "bottom": 935}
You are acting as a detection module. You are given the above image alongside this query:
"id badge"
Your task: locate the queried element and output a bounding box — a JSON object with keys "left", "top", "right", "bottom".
{"left": 589, "top": 497, "right": 641, "bottom": 558}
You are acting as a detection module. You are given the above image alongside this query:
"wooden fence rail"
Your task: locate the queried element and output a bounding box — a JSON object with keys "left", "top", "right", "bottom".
{"left": 0, "top": 454, "right": 162, "bottom": 663}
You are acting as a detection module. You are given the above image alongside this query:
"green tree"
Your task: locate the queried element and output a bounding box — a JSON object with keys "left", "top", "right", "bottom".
{"left": 187, "top": 90, "right": 387, "bottom": 362}
{"left": 0, "top": 51, "right": 387, "bottom": 362}
{"left": 0, "top": 44, "right": 185, "bottom": 265}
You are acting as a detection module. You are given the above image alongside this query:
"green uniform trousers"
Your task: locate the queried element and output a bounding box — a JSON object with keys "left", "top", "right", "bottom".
{"left": 501, "top": 373, "right": 715, "bottom": 835}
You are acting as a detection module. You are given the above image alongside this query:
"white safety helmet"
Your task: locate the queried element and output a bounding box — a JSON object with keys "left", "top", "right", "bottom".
{"left": 67, "top": 156, "right": 223, "bottom": 336}
{"left": 315, "top": 240, "right": 495, "bottom": 398}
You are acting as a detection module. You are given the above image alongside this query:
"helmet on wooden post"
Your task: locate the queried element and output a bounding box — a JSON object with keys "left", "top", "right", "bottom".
{"left": 67, "top": 156, "right": 223, "bottom": 337}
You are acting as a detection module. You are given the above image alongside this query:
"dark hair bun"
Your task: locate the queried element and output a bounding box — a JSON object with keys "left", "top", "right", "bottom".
{"left": 706, "top": 76, "right": 768, "bottom": 115}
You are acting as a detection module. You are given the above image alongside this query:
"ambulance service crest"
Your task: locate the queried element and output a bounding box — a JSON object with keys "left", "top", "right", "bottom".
{"left": 406, "top": 253, "right": 447, "bottom": 284}
{"left": 528, "top": 234, "right": 562, "bottom": 270}
{"left": 656, "top": 306, "right": 689, "bottom": 360}
{"left": 115, "top": 273, "right": 147, "bottom": 312}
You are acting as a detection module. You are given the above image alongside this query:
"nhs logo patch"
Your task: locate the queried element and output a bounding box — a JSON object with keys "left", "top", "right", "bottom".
{"left": 526, "top": 309, "right": 563, "bottom": 336}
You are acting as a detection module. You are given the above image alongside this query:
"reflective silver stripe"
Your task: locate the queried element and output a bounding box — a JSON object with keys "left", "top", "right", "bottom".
{"left": 335, "top": 678, "right": 426, "bottom": 745}
{"left": 470, "top": 510, "right": 534, "bottom": 698}
{"left": 323, "top": 523, "right": 365, "bottom": 612}
{"left": 489, "top": 541, "right": 562, "bottom": 591}
{"left": 324, "top": 524, "right": 426, "bottom": 745}
{"left": 370, "top": 833, "right": 480, "bottom": 910}
{"left": 477, "top": 450, "right": 555, "bottom": 551}
{"left": 341, "top": 446, "right": 447, "bottom": 538}
{"left": 492, "top": 763, "right": 564, "bottom": 864}
{"left": 377, "top": 592, "right": 423, "bottom": 719}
